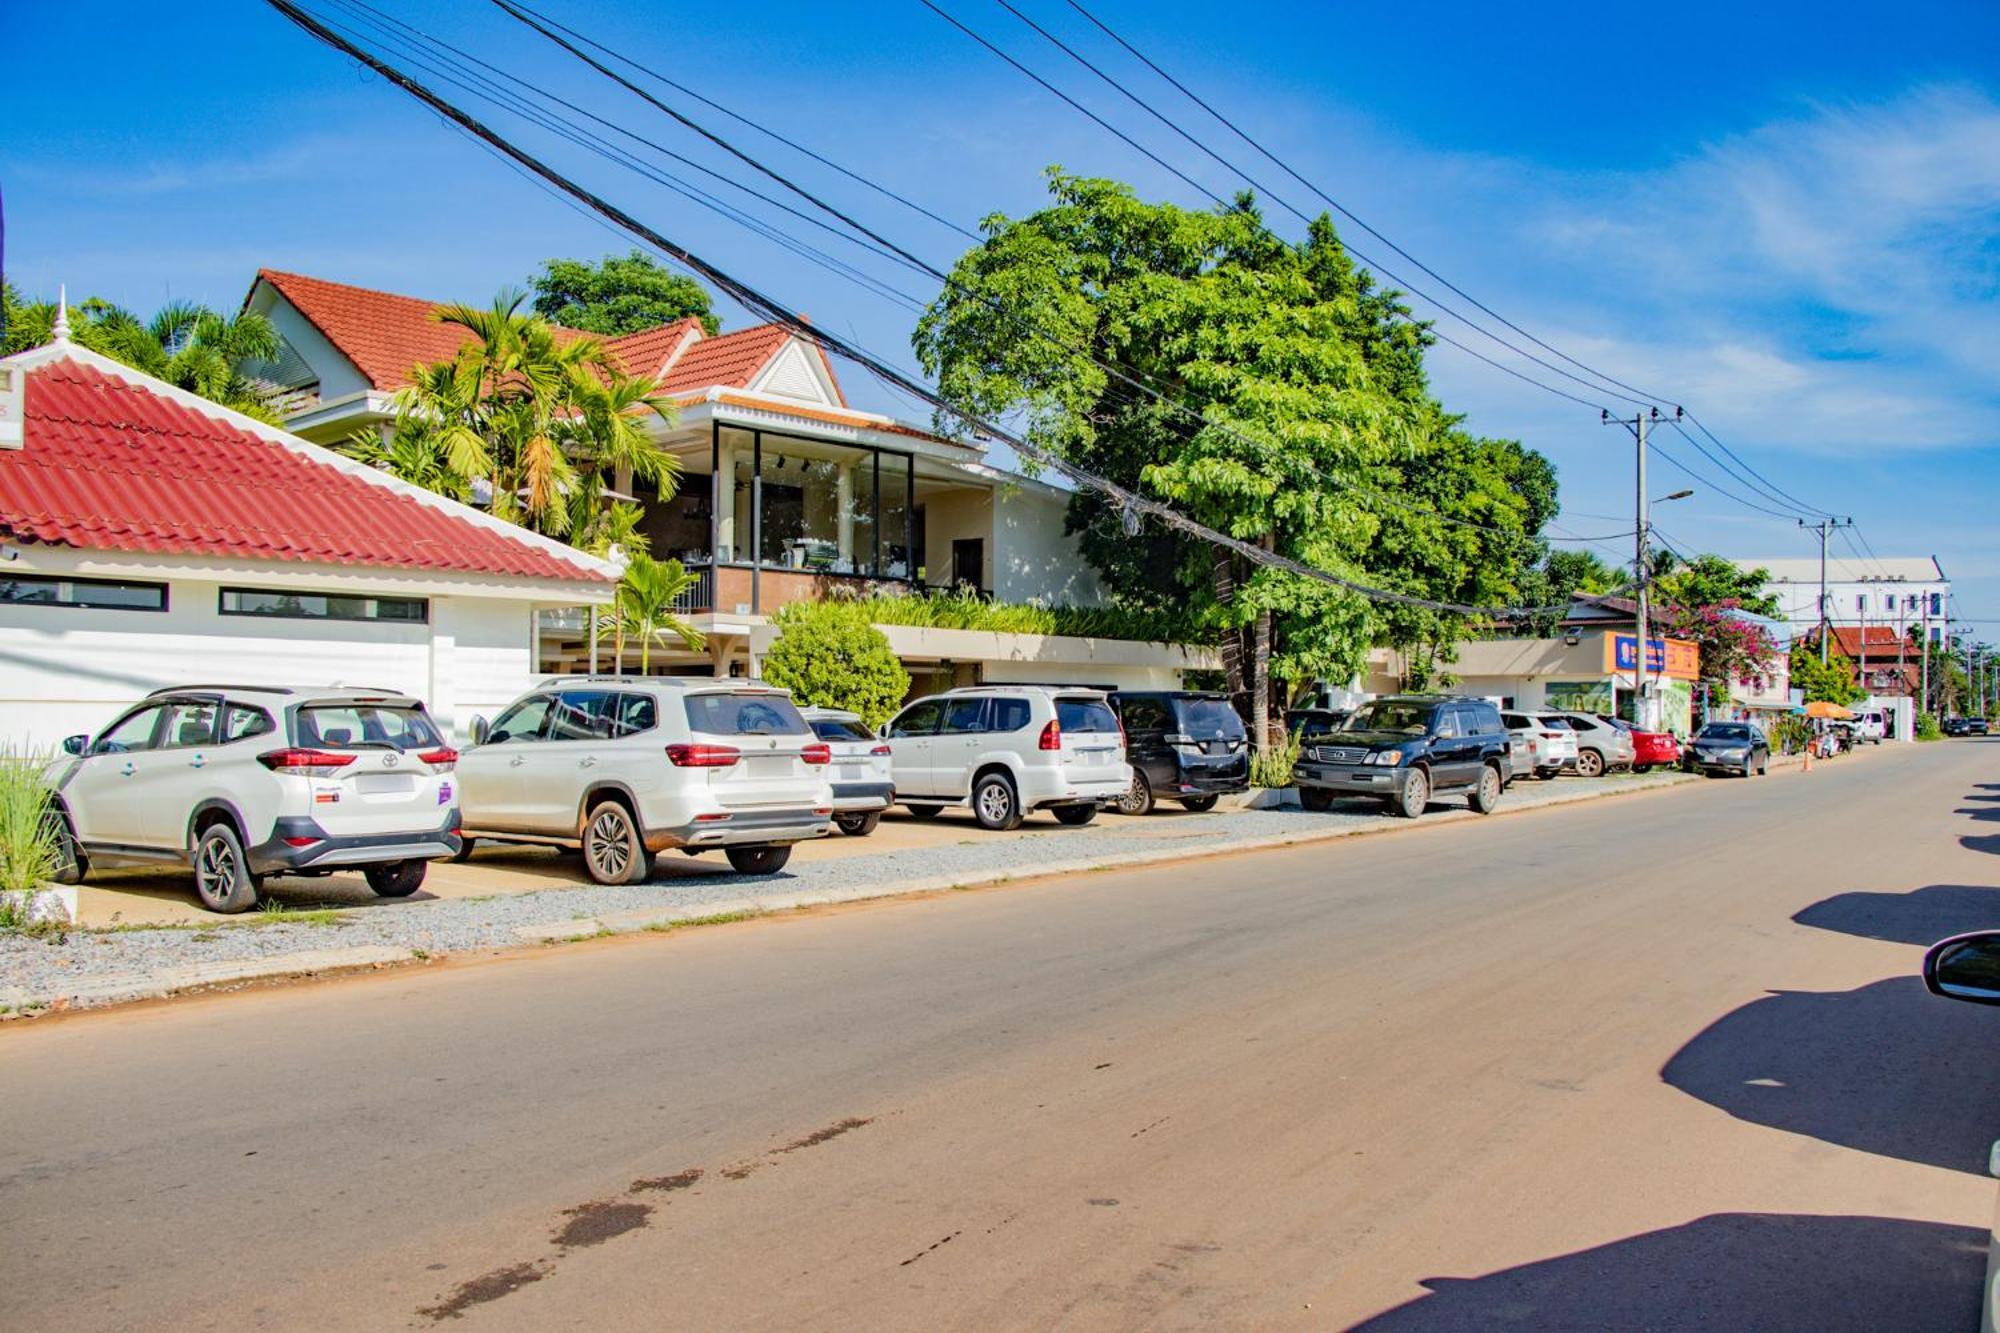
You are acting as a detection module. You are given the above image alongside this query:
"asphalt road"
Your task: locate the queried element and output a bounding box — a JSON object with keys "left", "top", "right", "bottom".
{"left": 7, "top": 741, "right": 1999, "bottom": 1331}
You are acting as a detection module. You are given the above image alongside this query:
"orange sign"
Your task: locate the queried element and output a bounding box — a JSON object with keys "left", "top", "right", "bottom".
{"left": 1602, "top": 633, "right": 1700, "bottom": 682}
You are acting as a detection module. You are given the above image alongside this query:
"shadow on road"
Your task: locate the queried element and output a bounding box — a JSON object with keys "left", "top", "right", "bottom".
{"left": 1349, "top": 1212, "right": 1984, "bottom": 1332}
{"left": 1795, "top": 884, "right": 2000, "bottom": 945}
{"left": 1661, "top": 978, "right": 2000, "bottom": 1174}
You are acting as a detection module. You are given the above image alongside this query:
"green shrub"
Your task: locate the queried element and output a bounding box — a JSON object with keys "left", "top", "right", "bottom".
{"left": 0, "top": 749, "right": 60, "bottom": 894}
{"left": 764, "top": 602, "right": 911, "bottom": 729}
{"left": 825, "top": 587, "right": 1190, "bottom": 645}
{"left": 1249, "top": 729, "right": 1304, "bottom": 789}
{"left": 1916, "top": 712, "right": 1944, "bottom": 741}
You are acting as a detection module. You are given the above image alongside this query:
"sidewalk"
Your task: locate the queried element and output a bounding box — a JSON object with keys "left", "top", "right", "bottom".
{"left": 0, "top": 756, "right": 1828, "bottom": 1016}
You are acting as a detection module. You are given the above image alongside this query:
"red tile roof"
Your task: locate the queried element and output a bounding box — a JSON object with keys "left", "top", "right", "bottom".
{"left": 1, "top": 355, "right": 608, "bottom": 584}
{"left": 657, "top": 323, "right": 793, "bottom": 394}
{"left": 601, "top": 318, "right": 704, "bottom": 379}
{"left": 1820, "top": 625, "right": 1911, "bottom": 660}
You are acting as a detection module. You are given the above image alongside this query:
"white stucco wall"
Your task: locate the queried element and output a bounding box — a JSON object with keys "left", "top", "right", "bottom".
{"left": 247, "top": 286, "right": 374, "bottom": 405}
{"left": 992, "top": 484, "right": 1103, "bottom": 606}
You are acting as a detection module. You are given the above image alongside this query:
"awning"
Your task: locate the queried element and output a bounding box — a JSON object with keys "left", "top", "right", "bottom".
{"left": 1804, "top": 700, "right": 1855, "bottom": 720}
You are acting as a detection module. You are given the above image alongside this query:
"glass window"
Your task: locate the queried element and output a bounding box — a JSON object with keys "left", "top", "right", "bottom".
{"left": 1435, "top": 710, "right": 1464, "bottom": 738}
{"left": 685, "top": 692, "right": 809, "bottom": 736}
{"left": 939, "top": 698, "right": 988, "bottom": 734}
{"left": 1345, "top": 701, "right": 1437, "bottom": 735}
{"left": 222, "top": 704, "right": 276, "bottom": 743}
{"left": 1175, "top": 698, "right": 1244, "bottom": 739}
{"left": 550, "top": 690, "right": 615, "bottom": 741}
{"left": 158, "top": 700, "right": 220, "bottom": 749}
{"left": 92, "top": 706, "right": 164, "bottom": 754}
{"left": 0, "top": 574, "right": 166, "bottom": 611}
{"left": 220, "top": 588, "right": 427, "bottom": 623}
{"left": 878, "top": 451, "right": 913, "bottom": 580}
{"left": 990, "top": 698, "right": 1031, "bottom": 733}
{"left": 1056, "top": 698, "right": 1120, "bottom": 733}
{"left": 887, "top": 699, "right": 944, "bottom": 738}
{"left": 811, "top": 717, "right": 876, "bottom": 743}
{"left": 1118, "top": 698, "right": 1170, "bottom": 733}
{"left": 297, "top": 704, "right": 441, "bottom": 751}
{"left": 613, "top": 693, "right": 657, "bottom": 737}
{"left": 488, "top": 695, "right": 554, "bottom": 745}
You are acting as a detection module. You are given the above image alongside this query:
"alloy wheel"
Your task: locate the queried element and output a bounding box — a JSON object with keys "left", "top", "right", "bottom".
{"left": 977, "top": 782, "right": 1014, "bottom": 826}
{"left": 197, "top": 839, "right": 236, "bottom": 896}
{"left": 586, "top": 809, "right": 633, "bottom": 882}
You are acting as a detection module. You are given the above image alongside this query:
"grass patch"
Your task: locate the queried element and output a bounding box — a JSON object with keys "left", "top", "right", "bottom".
{"left": 641, "top": 910, "right": 758, "bottom": 934}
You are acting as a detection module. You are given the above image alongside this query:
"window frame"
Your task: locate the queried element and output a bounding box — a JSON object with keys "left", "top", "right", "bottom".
{"left": 90, "top": 704, "right": 168, "bottom": 755}
{"left": 0, "top": 573, "right": 167, "bottom": 613}
{"left": 218, "top": 586, "right": 430, "bottom": 625}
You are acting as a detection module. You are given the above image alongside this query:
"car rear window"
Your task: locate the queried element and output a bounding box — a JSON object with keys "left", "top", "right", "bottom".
{"left": 1702, "top": 724, "right": 1753, "bottom": 741}
{"left": 1175, "top": 698, "right": 1245, "bottom": 738}
{"left": 296, "top": 704, "right": 441, "bottom": 751}
{"left": 1537, "top": 716, "right": 1573, "bottom": 731}
{"left": 1057, "top": 698, "right": 1121, "bottom": 733}
{"left": 685, "top": 692, "right": 808, "bottom": 737}
{"left": 810, "top": 718, "right": 876, "bottom": 743}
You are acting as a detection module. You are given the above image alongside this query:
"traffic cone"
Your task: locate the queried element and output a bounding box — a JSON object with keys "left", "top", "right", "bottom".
{"left": 1803, "top": 742, "right": 1812, "bottom": 773}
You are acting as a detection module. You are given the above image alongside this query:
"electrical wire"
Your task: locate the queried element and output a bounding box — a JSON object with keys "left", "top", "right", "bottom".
{"left": 261, "top": 0, "right": 1632, "bottom": 621}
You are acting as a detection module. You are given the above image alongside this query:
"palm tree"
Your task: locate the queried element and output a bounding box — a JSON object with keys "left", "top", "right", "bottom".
{"left": 601, "top": 553, "right": 705, "bottom": 673}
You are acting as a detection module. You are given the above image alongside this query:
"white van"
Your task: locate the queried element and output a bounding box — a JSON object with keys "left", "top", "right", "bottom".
{"left": 1853, "top": 707, "right": 1888, "bottom": 744}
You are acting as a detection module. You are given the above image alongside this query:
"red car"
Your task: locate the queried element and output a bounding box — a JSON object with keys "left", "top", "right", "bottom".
{"left": 1628, "top": 728, "right": 1682, "bottom": 773}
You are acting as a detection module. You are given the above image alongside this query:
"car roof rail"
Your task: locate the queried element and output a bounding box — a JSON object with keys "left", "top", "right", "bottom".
{"left": 146, "top": 684, "right": 295, "bottom": 697}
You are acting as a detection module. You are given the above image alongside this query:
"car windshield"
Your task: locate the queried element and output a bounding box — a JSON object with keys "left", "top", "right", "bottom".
{"left": 684, "top": 692, "right": 809, "bottom": 737}
{"left": 1700, "top": 725, "right": 1753, "bottom": 742}
{"left": 810, "top": 718, "right": 875, "bottom": 743}
{"left": 1344, "top": 701, "right": 1435, "bottom": 735}
{"left": 1175, "top": 698, "right": 1245, "bottom": 739}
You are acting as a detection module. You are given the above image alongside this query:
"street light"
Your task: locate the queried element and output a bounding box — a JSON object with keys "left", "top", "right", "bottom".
{"left": 1656, "top": 489, "right": 1695, "bottom": 503}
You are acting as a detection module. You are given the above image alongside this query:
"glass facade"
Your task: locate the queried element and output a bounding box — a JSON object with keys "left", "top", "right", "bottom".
{"left": 710, "top": 423, "right": 915, "bottom": 580}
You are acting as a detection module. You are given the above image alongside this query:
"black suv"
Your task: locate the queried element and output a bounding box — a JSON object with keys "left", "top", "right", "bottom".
{"left": 1109, "top": 691, "right": 1249, "bottom": 814}
{"left": 1293, "top": 695, "right": 1512, "bottom": 819}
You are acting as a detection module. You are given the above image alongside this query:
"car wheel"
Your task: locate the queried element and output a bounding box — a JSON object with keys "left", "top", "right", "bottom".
{"left": 1469, "top": 763, "right": 1504, "bottom": 814}
{"left": 833, "top": 811, "right": 881, "bottom": 837}
{"left": 1576, "top": 748, "right": 1604, "bottom": 778}
{"left": 1758, "top": 757, "right": 1769, "bottom": 776}
{"left": 1393, "top": 768, "right": 1430, "bottom": 819}
{"left": 192, "top": 822, "right": 259, "bottom": 914}
{"left": 449, "top": 836, "right": 477, "bottom": 863}
{"left": 1051, "top": 803, "right": 1098, "bottom": 827}
{"left": 1299, "top": 786, "right": 1336, "bottom": 812}
{"left": 45, "top": 809, "right": 86, "bottom": 885}
{"left": 725, "top": 844, "right": 791, "bottom": 875}
{"left": 972, "top": 773, "right": 1023, "bottom": 832}
{"left": 1535, "top": 768, "right": 1558, "bottom": 781}
{"left": 364, "top": 860, "right": 427, "bottom": 897}
{"left": 1115, "top": 771, "right": 1154, "bottom": 816}
{"left": 582, "top": 800, "right": 645, "bottom": 885}
{"left": 1179, "top": 795, "right": 1220, "bottom": 812}
{"left": 903, "top": 803, "right": 944, "bottom": 820}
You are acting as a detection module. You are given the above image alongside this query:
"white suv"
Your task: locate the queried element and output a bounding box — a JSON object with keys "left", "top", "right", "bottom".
{"left": 457, "top": 678, "right": 834, "bottom": 882}
{"left": 47, "top": 685, "right": 462, "bottom": 913}
{"left": 800, "top": 707, "right": 895, "bottom": 837}
{"left": 881, "top": 686, "right": 1130, "bottom": 831}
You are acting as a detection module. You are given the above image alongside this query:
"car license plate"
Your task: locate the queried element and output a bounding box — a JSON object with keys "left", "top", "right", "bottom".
{"left": 838, "top": 762, "right": 864, "bottom": 779}
{"left": 356, "top": 774, "right": 414, "bottom": 795}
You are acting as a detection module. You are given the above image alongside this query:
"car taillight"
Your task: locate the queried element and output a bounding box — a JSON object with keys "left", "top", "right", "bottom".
{"left": 801, "top": 743, "right": 832, "bottom": 765}
{"left": 282, "top": 835, "right": 321, "bottom": 848}
{"left": 417, "top": 747, "right": 459, "bottom": 772}
{"left": 258, "top": 748, "right": 357, "bottom": 777}
{"left": 869, "top": 743, "right": 891, "bottom": 756}
{"left": 667, "top": 743, "right": 741, "bottom": 767}
{"left": 1541, "top": 731, "right": 1563, "bottom": 739}
{"left": 1038, "top": 720, "right": 1062, "bottom": 751}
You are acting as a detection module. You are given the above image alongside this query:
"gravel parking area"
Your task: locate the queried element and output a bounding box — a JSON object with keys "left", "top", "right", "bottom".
{"left": 0, "top": 768, "right": 1707, "bottom": 1008}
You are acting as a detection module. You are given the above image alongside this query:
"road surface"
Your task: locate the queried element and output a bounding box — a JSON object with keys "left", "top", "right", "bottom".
{"left": 6, "top": 741, "right": 1998, "bottom": 1330}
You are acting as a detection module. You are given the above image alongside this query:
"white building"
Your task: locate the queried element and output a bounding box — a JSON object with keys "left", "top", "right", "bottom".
{"left": 1736, "top": 554, "right": 1947, "bottom": 645}
{"left": 0, "top": 329, "right": 618, "bottom": 749}
{"left": 241, "top": 270, "right": 1208, "bottom": 692}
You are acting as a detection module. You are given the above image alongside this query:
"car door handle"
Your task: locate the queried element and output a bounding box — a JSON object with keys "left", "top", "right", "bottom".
{"left": 188, "top": 755, "right": 205, "bottom": 769}
{"left": 118, "top": 762, "right": 135, "bottom": 777}
{"left": 509, "top": 756, "right": 526, "bottom": 767}
{"left": 578, "top": 756, "right": 597, "bottom": 769}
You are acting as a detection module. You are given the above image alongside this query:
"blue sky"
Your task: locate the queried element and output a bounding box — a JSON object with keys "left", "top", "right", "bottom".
{"left": 7, "top": 1, "right": 1999, "bottom": 628}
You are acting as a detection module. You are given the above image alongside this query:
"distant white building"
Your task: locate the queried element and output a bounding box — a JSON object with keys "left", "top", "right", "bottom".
{"left": 1735, "top": 555, "right": 1946, "bottom": 645}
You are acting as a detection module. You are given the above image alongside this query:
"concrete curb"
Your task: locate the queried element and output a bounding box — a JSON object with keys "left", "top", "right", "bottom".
{"left": 9, "top": 751, "right": 1844, "bottom": 1015}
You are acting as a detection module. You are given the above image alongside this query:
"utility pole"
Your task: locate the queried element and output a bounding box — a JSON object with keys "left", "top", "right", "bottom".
{"left": 1604, "top": 407, "right": 1681, "bottom": 730}
{"left": 1798, "top": 516, "right": 1855, "bottom": 664}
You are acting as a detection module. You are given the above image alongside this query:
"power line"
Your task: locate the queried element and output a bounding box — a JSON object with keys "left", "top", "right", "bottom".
{"left": 261, "top": 0, "right": 1628, "bottom": 621}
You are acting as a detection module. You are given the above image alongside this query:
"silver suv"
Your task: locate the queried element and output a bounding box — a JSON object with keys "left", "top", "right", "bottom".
{"left": 881, "top": 686, "right": 1130, "bottom": 831}
{"left": 1550, "top": 712, "right": 1635, "bottom": 777}
{"left": 47, "top": 685, "right": 462, "bottom": 913}
{"left": 800, "top": 707, "right": 895, "bottom": 837}
{"left": 457, "top": 678, "right": 833, "bottom": 882}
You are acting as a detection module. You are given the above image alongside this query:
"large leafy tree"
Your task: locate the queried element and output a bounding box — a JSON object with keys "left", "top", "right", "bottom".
{"left": 3, "top": 283, "right": 281, "bottom": 421}
{"left": 351, "top": 291, "right": 676, "bottom": 547}
{"left": 531, "top": 250, "right": 718, "bottom": 336}
{"left": 1651, "top": 554, "right": 1783, "bottom": 697}
{"left": 1789, "top": 640, "right": 1865, "bottom": 706}
{"left": 763, "top": 601, "right": 911, "bottom": 728}
{"left": 915, "top": 174, "right": 1551, "bottom": 741}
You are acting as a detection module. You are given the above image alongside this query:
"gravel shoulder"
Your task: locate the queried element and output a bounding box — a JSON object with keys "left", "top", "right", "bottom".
{"left": 0, "top": 764, "right": 1764, "bottom": 1013}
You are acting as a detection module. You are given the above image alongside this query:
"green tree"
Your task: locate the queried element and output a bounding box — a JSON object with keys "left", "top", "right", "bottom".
{"left": 916, "top": 174, "right": 1548, "bottom": 744}
{"left": 531, "top": 251, "right": 718, "bottom": 336}
{"left": 1651, "top": 553, "right": 1782, "bottom": 698}
{"left": 1789, "top": 640, "right": 1865, "bottom": 705}
{"left": 601, "top": 553, "right": 704, "bottom": 674}
{"left": 3, "top": 284, "right": 281, "bottom": 421}
{"left": 1652, "top": 555, "right": 1780, "bottom": 619}
{"left": 1513, "top": 548, "right": 1622, "bottom": 635}
{"left": 762, "top": 602, "right": 911, "bottom": 729}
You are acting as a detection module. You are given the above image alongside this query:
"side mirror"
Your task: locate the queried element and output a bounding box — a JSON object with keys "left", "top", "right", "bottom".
{"left": 468, "top": 716, "right": 490, "bottom": 746}
{"left": 62, "top": 734, "right": 88, "bottom": 756}
{"left": 1923, "top": 932, "right": 2000, "bottom": 1006}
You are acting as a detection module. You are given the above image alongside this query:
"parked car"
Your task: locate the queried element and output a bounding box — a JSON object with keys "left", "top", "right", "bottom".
{"left": 881, "top": 686, "right": 1130, "bottom": 831}
{"left": 45, "top": 685, "right": 461, "bottom": 913}
{"left": 1610, "top": 719, "right": 1683, "bottom": 773}
{"left": 1550, "top": 712, "right": 1636, "bottom": 778}
{"left": 1684, "top": 721, "right": 1770, "bottom": 777}
{"left": 1945, "top": 716, "right": 1971, "bottom": 737}
{"left": 457, "top": 678, "right": 833, "bottom": 882}
{"left": 1851, "top": 707, "right": 1888, "bottom": 744}
{"left": 1293, "top": 695, "right": 1512, "bottom": 819}
{"left": 800, "top": 707, "right": 895, "bottom": 836}
{"left": 1501, "top": 710, "right": 1578, "bottom": 781}
{"left": 1109, "top": 690, "right": 1248, "bottom": 814}
{"left": 1284, "top": 707, "right": 1351, "bottom": 741}
{"left": 1921, "top": 931, "right": 2000, "bottom": 1331}
{"left": 1969, "top": 717, "right": 1992, "bottom": 737}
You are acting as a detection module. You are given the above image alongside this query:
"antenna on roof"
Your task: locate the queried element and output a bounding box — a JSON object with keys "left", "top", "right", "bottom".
{"left": 51, "top": 285, "right": 70, "bottom": 344}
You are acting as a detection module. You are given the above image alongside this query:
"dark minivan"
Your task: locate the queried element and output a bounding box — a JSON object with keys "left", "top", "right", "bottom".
{"left": 1109, "top": 691, "right": 1249, "bottom": 815}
